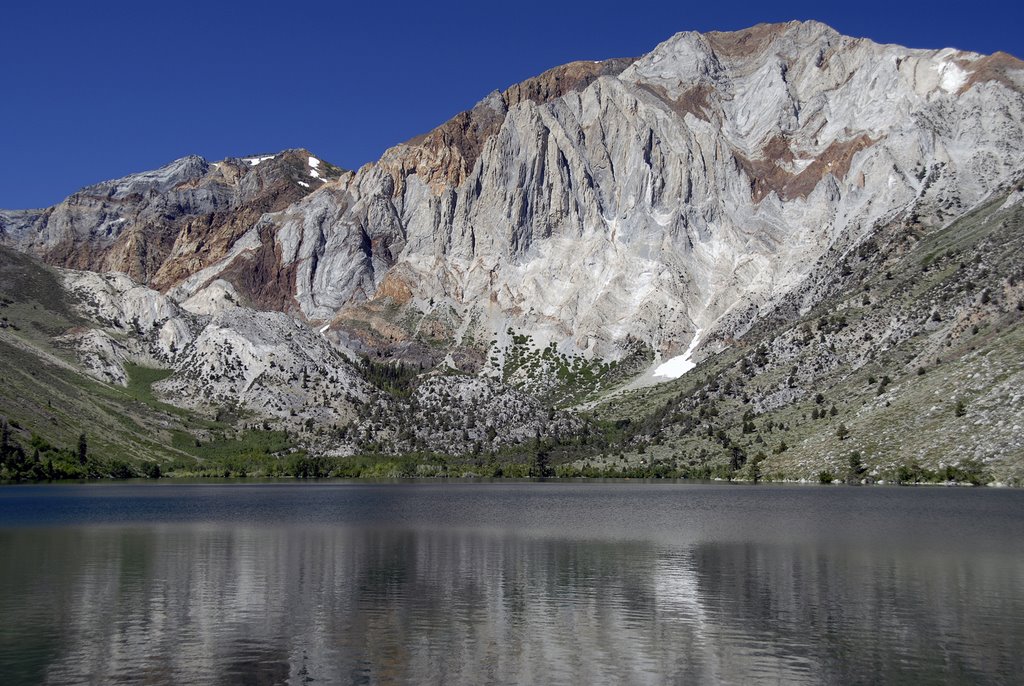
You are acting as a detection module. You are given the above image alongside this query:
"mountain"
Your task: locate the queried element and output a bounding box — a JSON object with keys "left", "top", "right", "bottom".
{"left": 0, "top": 150, "right": 345, "bottom": 308}
{"left": 1, "top": 21, "right": 1022, "bottom": 483}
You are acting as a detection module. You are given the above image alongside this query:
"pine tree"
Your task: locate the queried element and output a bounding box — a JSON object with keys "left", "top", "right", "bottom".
{"left": 77, "top": 433, "right": 88, "bottom": 465}
{"left": 530, "top": 446, "right": 551, "bottom": 478}
{"left": 847, "top": 451, "right": 867, "bottom": 482}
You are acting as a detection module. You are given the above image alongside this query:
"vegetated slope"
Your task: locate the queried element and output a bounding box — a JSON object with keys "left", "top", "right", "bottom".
{"left": 0, "top": 246, "right": 374, "bottom": 477}
{"left": 0, "top": 247, "right": 580, "bottom": 478}
{"left": 590, "top": 180, "right": 1024, "bottom": 485}
{"left": 0, "top": 245, "right": 201, "bottom": 474}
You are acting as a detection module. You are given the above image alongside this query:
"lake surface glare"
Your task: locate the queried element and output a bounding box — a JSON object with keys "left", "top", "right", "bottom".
{"left": 0, "top": 481, "right": 1021, "bottom": 684}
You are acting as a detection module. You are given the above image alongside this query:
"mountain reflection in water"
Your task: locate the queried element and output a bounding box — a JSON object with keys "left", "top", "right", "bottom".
{"left": 0, "top": 482, "right": 1021, "bottom": 685}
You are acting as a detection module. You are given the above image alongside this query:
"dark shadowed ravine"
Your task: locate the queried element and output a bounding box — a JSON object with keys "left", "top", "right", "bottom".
{"left": 1, "top": 481, "right": 1022, "bottom": 684}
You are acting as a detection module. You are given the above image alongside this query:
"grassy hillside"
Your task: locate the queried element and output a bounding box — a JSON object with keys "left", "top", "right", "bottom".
{"left": 0, "top": 248, "right": 310, "bottom": 479}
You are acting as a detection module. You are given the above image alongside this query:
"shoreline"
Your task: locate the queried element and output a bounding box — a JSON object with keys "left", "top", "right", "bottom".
{"left": 1, "top": 475, "right": 1015, "bottom": 488}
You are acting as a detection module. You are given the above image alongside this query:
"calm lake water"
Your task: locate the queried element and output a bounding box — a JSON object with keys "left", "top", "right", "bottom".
{"left": 0, "top": 481, "right": 1021, "bottom": 685}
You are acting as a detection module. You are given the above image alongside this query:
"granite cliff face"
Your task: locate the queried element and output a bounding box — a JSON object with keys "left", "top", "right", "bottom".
{"left": 255, "top": 22, "right": 1023, "bottom": 370}
{"left": 2, "top": 21, "right": 1023, "bottom": 480}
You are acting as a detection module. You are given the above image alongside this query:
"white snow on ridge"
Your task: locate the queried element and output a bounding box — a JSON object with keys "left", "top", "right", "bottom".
{"left": 244, "top": 155, "right": 275, "bottom": 166}
{"left": 308, "top": 156, "right": 321, "bottom": 179}
{"left": 653, "top": 329, "right": 702, "bottom": 379}
{"left": 936, "top": 61, "right": 968, "bottom": 93}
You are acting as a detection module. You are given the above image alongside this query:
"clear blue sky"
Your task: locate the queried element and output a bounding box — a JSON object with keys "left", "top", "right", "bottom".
{"left": 2, "top": 0, "right": 1021, "bottom": 209}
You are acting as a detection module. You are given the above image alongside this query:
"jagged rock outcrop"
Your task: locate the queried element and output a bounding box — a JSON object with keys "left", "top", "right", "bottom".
{"left": 57, "top": 267, "right": 371, "bottom": 435}
{"left": 156, "top": 304, "right": 369, "bottom": 429}
{"left": 0, "top": 150, "right": 344, "bottom": 304}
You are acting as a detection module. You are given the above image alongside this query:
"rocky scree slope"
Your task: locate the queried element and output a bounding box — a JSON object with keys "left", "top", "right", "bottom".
{"left": 0, "top": 246, "right": 576, "bottom": 468}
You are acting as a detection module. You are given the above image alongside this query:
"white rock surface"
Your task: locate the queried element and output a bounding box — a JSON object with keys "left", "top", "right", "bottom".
{"left": 59, "top": 267, "right": 369, "bottom": 436}
{"left": 63, "top": 269, "right": 197, "bottom": 365}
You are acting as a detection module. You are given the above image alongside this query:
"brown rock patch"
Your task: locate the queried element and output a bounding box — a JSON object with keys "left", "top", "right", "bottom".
{"left": 706, "top": 23, "right": 790, "bottom": 59}
{"left": 376, "top": 271, "right": 413, "bottom": 305}
{"left": 29, "top": 152, "right": 324, "bottom": 295}
{"left": 216, "top": 224, "right": 299, "bottom": 313}
{"left": 734, "top": 134, "right": 876, "bottom": 203}
{"left": 502, "top": 58, "right": 637, "bottom": 108}
{"left": 959, "top": 52, "right": 1024, "bottom": 94}
{"left": 636, "top": 83, "right": 714, "bottom": 122}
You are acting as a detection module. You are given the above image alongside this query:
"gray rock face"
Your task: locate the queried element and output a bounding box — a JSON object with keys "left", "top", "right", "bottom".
{"left": 3, "top": 22, "right": 1023, "bottom": 475}
{"left": 58, "top": 267, "right": 371, "bottom": 440}
{"left": 258, "top": 21, "right": 1024, "bottom": 365}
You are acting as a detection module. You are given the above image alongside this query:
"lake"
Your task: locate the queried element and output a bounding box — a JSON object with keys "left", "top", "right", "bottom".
{"left": 0, "top": 481, "right": 1021, "bottom": 684}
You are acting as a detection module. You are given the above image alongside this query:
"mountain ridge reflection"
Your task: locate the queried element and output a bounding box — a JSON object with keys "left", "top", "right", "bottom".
{"left": 0, "top": 483, "right": 1021, "bottom": 684}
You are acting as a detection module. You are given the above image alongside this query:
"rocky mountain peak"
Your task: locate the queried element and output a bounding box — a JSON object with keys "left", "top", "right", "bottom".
{"left": 378, "top": 57, "right": 639, "bottom": 195}
{"left": 0, "top": 148, "right": 344, "bottom": 289}
{"left": 4, "top": 22, "right": 1024, "bottom": 370}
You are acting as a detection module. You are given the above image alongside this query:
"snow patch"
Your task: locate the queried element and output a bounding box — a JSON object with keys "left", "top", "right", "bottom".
{"left": 318, "top": 323, "right": 330, "bottom": 334}
{"left": 308, "top": 156, "right": 321, "bottom": 179}
{"left": 243, "top": 155, "right": 275, "bottom": 166}
{"left": 653, "top": 329, "right": 702, "bottom": 379}
{"left": 936, "top": 61, "right": 968, "bottom": 93}
{"left": 298, "top": 181, "right": 310, "bottom": 188}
